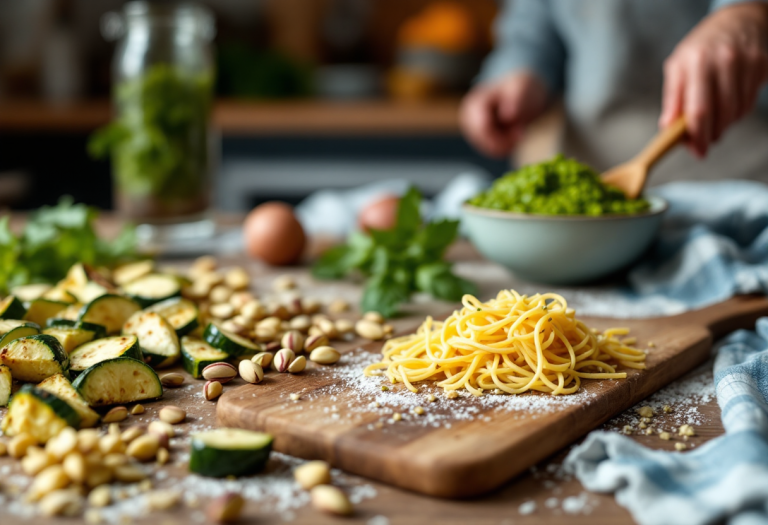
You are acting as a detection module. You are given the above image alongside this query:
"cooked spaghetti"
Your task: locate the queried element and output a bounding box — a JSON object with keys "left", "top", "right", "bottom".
{"left": 363, "top": 290, "right": 646, "bottom": 396}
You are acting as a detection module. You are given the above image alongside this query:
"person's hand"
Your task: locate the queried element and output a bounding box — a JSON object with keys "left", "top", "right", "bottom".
{"left": 460, "top": 71, "right": 549, "bottom": 158}
{"left": 660, "top": 2, "right": 768, "bottom": 157}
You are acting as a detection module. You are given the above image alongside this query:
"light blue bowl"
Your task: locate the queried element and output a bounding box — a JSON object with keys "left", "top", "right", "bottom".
{"left": 461, "top": 196, "right": 668, "bottom": 285}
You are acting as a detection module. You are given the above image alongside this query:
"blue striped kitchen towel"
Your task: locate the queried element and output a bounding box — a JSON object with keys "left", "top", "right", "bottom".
{"left": 564, "top": 317, "right": 768, "bottom": 525}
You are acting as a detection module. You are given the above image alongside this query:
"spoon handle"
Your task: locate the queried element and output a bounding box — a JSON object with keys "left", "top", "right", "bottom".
{"left": 636, "top": 115, "right": 687, "bottom": 169}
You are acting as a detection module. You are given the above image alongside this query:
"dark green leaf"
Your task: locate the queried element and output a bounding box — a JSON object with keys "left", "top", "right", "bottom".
{"left": 361, "top": 273, "right": 411, "bottom": 318}
{"left": 416, "top": 262, "right": 477, "bottom": 301}
{"left": 395, "top": 187, "right": 422, "bottom": 237}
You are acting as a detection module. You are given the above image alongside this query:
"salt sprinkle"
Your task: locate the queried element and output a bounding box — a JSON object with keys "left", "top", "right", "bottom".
{"left": 518, "top": 501, "right": 537, "bottom": 515}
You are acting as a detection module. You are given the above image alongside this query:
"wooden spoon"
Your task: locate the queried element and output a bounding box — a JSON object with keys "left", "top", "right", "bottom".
{"left": 602, "top": 115, "right": 687, "bottom": 198}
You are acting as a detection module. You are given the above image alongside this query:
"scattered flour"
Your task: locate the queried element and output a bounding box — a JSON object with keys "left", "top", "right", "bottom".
{"left": 518, "top": 500, "right": 537, "bottom": 515}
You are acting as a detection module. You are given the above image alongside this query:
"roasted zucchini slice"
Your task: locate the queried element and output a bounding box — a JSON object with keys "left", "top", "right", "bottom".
{"left": 0, "top": 364, "right": 11, "bottom": 407}
{"left": 10, "top": 284, "right": 52, "bottom": 302}
{"left": 181, "top": 337, "right": 230, "bottom": 378}
{"left": 0, "top": 319, "right": 41, "bottom": 348}
{"left": 0, "top": 334, "right": 69, "bottom": 382}
{"left": 78, "top": 294, "right": 141, "bottom": 334}
{"left": 23, "top": 299, "right": 69, "bottom": 327}
{"left": 69, "top": 335, "right": 142, "bottom": 374}
{"left": 122, "top": 311, "right": 180, "bottom": 368}
{"left": 1, "top": 385, "right": 81, "bottom": 442}
{"left": 189, "top": 428, "right": 273, "bottom": 478}
{"left": 112, "top": 260, "right": 155, "bottom": 287}
{"left": 121, "top": 273, "right": 182, "bottom": 308}
{"left": 203, "top": 322, "right": 261, "bottom": 356}
{"left": 0, "top": 296, "right": 27, "bottom": 320}
{"left": 72, "top": 357, "right": 163, "bottom": 407}
{"left": 37, "top": 373, "right": 100, "bottom": 428}
{"left": 145, "top": 297, "right": 199, "bottom": 337}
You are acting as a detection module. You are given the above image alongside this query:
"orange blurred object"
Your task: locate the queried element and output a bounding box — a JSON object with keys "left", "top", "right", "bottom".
{"left": 243, "top": 202, "right": 306, "bottom": 266}
{"left": 359, "top": 195, "right": 401, "bottom": 233}
{"left": 398, "top": 2, "right": 476, "bottom": 53}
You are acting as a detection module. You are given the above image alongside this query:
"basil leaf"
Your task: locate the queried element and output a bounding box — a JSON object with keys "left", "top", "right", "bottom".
{"left": 361, "top": 273, "right": 411, "bottom": 318}
{"left": 416, "top": 262, "right": 477, "bottom": 301}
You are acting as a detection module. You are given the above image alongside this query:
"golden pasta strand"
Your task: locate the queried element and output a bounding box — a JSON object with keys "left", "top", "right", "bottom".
{"left": 363, "top": 290, "right": 647, "bottom": 396}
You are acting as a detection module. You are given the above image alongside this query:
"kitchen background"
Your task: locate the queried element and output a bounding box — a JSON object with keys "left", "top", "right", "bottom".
{"left": 0, "top": 0, "right": 521, "bottom": 212}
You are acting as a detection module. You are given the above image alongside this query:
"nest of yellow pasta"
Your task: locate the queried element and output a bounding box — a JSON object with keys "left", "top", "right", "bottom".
{"left": 364, "top": 290, "right": 646, "bottom": 396}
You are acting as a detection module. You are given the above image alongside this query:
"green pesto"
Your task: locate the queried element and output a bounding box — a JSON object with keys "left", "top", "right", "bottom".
{"left": 468, "top": 155, "right": 651, "bottom": 216}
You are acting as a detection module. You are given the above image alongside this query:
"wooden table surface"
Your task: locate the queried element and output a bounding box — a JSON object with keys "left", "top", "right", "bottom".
{"left": 0, "top": 240, "right": 726, "bottom": 525}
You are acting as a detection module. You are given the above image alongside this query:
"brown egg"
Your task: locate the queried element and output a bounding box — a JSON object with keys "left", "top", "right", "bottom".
{"left": 358, "top": 195, "right": 400, "bottom": 233}
{"left": 243, "top": 202, "right": 306, "bottom": 266}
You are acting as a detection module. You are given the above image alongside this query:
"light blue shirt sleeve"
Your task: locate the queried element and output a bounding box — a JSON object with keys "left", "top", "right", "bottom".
{"left": 710, "top": 0, "right": 768, "bottom": 10}
{"left": 476, "top": 0, "right": 565, "bottom": 93}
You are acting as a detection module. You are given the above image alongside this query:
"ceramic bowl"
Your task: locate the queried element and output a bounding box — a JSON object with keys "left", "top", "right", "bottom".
{"left": 461, "top": 196, "right": 668, "bottom": 285}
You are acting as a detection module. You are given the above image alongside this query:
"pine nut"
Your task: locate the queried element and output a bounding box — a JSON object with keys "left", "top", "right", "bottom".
{"left": 103, "top": 453, "right": 129, "bottom": 469}
{"left": 145, "top": 489, "right": 181, "bottom": 511}
{"left": 204, "top": 380, "right": 223, "bottom": 401}
{"left": 355, "top": 320, "right": 384, "bottom": 340}
{"left": 21, "top": 450, "right": 54, "bottom": 476}
{"left": 304, "top": 334, "right": 329, "bottom": 352}
{"left": 27, "top": 465, "right": 69, "bottom": 501}
{"left": 206, "top": 492, "right": 244, "bottom": 523}
{"left": 160, "top": 373, "right": 185, "bottom": 387}
{"left": 86, "top": 465, "right": 113, "bottom": 488}
{"left": 240, "top": 300, "right": 265, "bottom": 321}
{"left": 191, "top": 255, "right": 217, "bottom": 276}
{"left": 210, "top": 285, "right": 234, "bottom": 304}
{"left": 231, "top": 315, "right": 254, "bottom": 330}
{"left": 126, "top": 434, "right": 160, "bottom": 461}
{"left": 102, "top": 406, "right": 128, "bottom": 424}
{"left": 62, "top": 452, "right": 87, "bottom": 483}
{"left": 308, "top": 326, "right": 323, "bottom": 337}
{"left": 239, "top": 360, "right": 264, "bottom": 384}
{"left": 335, "top": 319, "right": 354, "bottom": 334}
{"left": 274, "top": 348, "right": 295, "bottom": 373}
{"left": 267, "top": 303, "right": 290, "bottom": 320}
{"left": 159, "top": 406, "right": 186, "bottom": 425}
{"left": 225, "top": 268, "right": 250, "bottom": 291}
{"left": 289, "top": 315, "right": 312, "bottom": 332}
{"left": 229, "top": 291, "right": 255, "bottom": 311}
{"left": 38, "top": 488, "right": 83, "bottom": 517}
{"left": 202, "top": 362, "right": 237, "bottom": 383}
{"left": 156, "top": 447, "right": 170, "bottom": 466}
{"left": 77, "top": 429, "right": 100, "bottom": 454}
{"left": 251, "top": 352, "right": 273, "bottom": 368}
{"left": 309, "top": 346, "right": 341, "bottom": 365}
{"left": 88, "top": 485, "right": 111, "bottom": 508}
{"left": 120, "top": 425, "right": 145, "bottom": 444}
{"left": 327, "top": 299, "right": 350, "bottom": 314}
{"left": 310, "top": 485, "right": 353, "bottom": 516}
{"left": 301, "top": 298, "right": 321, "bottom": 314}
{"left": 99, "top": 434, "right": 125, "bottom": 455}
{"left": 148, "top": 420, "right": 175, "bottom": 439}
{"left": 363, "top": 311, "right": 385, "bottom": 324}
{"left": 294, "top": 461, "right": 331, "bottom": 490}
{"left": 273, "top": 275, "right": 296, "bottom": 291}
{"left": 46, "top": 427, "right": 78, "bottom": 461}
{"left": 636, "top": 406, "right": 654, "bottom": 418}
{"left": 288, "top": 355, "right": 306, "bottom": 373}
{"left": 9, "top": 433, "right": 36, "bottom": 458}
{"left": 130, "top": 404, "right": 145, "bottom": 415}
{"left": 316, "top": 318, "right": 338, "bottom": 339}
{"left": 221, "top": 319, "right": 247, "bottom": 335}
{"left": 114, "top": 464, "right": 147, "bottom": 483}
{"left": 281, "top": 330, "right": 305, "bottom": 353}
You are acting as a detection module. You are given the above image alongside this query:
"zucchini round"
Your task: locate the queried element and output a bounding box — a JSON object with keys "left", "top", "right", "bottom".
{"left": 23, "top": 299, "right": 69, "bottom": 327}
{"left": 0, "top": 296, "right": 27, "bottom": 320}
{"left": 37, "top": 373, "right": 100, "bottom": 428}
{"left": 122, "top": 311, "right": 180, "bottom": 368}
{"left": 181, "top": 337, "right": 230, "bottom": 378}
{"left": 69, "top": 335, "right": 143, "bottom": 373}
{"left": 189, "top": 428, "right": 273, "bottom": 477}
{"left": 1, "top": 384, "right": 81, "bottom": 442}
{"left": 112, "top": 260, "right": 155, "bottom": 287}
{"left": 78, "top": 294, "right": 141, "bottom": 334}
{"left": 0, "top": 364, "right": 11, "bottom": 407}
{"left": 203, "top": 322, "right": 261, "bottom": 356}
{"left": 145, "top": 297, "right": 199, "bottom": 337}
{"left": 46, "top": 319, "right": 107, "bottom": 339}
{"left": 0, "top": 320, "right": 41, "bottom": 349}
{"left": 72, "top": 357, "right": 163, "bottom": 407}
{"left": 0, "top": 334, "right": 69, "bottom": 383}
{"left": 10, "top": 284, "right": 53, "bottom": 302}
{"left": 121, "top": 274, "right": 182, "bottom": 308}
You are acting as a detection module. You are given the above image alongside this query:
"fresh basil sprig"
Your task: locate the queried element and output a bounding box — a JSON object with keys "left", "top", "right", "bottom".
{"left": 312, "top": 187, "right": 477, "bottom": 318}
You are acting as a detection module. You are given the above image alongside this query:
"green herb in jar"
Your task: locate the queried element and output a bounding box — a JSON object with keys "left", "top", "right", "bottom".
{"left": 468, "top": 155, "right": 650, "bottom": 216}
{"left": 88, "top": 64, "right": 213, "bottom": 217}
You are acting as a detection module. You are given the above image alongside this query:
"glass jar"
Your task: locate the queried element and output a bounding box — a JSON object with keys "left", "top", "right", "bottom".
{"left": 100, "top": 2, "right": 215, "bottom": 238}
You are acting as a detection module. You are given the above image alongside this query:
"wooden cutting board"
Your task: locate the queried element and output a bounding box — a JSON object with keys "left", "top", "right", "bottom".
{"left": 217, "top": 295, "right": 768, "bottom": 498}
